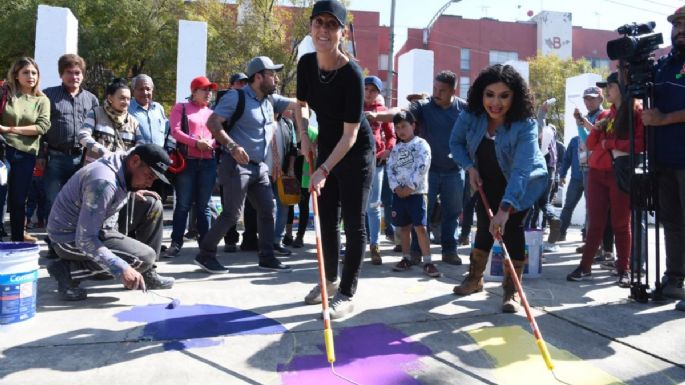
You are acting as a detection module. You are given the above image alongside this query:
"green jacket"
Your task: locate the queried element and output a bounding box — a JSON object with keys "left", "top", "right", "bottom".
{"left": 2, "top": 93, "right": 51, "bottom": 155}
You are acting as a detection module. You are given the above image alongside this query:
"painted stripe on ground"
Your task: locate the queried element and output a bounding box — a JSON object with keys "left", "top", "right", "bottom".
{"left": 468, "top": 326, "right": 625, "bottom": 385}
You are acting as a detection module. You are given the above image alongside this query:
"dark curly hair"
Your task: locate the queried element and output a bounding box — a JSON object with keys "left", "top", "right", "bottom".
{"left": 466, "top": 64, "right": 535, "bottom": 125}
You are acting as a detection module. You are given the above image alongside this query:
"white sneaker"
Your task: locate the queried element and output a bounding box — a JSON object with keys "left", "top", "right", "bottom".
{"left": 304, "top": 279, "right": 340, "bottom": 305}
{"left": 543, "top": 243, "right": 559, "bottom": 253}
{"left": 328, "top": 292, "right": 354, "bottom": 319}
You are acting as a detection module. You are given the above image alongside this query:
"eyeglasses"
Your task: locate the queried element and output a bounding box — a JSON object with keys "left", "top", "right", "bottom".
{"left": 312, "top": 17, "right": 342, "bottom": 31}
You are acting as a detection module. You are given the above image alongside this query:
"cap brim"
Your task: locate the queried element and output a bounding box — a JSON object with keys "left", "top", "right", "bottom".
{"left": 269, "top": 64, "right": 285, "bottom": 72}
{"left": 151, "top": 168, "right": 170, "bottom": 184}
{"left": 596, "top": 82, "right": 608, "bottom": 88}
{"left": 583, "top": 93, "right": 600, "bottom": 98}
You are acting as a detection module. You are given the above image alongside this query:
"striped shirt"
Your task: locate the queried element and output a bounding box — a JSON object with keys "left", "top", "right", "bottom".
{"left": 42, "top": 84, "right": 99, "bottom": 154}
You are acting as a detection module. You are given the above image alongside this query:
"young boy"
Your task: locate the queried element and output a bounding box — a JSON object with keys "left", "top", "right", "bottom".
{"left": 387, "top": 111, "right": 440, "bottom": 277}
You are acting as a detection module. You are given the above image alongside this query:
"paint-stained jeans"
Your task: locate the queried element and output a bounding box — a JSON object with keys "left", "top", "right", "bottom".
{"left": 56, "top": 195, "right": 163, "bottom": 280}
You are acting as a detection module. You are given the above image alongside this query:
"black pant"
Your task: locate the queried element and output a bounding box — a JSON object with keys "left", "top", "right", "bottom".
{"left": 474, "top": 192, "right": 529, "bottom": 261}
{"left": 318, "top": 150, "right": 373, "bottom": 297}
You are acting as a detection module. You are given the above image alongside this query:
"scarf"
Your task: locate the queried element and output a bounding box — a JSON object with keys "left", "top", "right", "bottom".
{"left": 103, "top": 100, "right": 129, "bottom": 131}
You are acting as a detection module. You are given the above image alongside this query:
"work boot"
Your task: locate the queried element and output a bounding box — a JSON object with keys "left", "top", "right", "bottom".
{"left": 547, "top": 218, "right": 562, "bottom": 244}
{"left": 142, "top": 268, "right": 175, "bottom": 290}
{"left": 501, "top": 259, "right": 525, "bottom": 313}
{"left": 369, "top": 244, "right": 382, "bottom": 265}
{"left": 453, "top": 249, "right": 488, "bottom": 295}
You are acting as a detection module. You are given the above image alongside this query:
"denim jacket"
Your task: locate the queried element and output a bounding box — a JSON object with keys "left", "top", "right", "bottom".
{"left": 449, "top": 111, "right": 548, "bottom": 211}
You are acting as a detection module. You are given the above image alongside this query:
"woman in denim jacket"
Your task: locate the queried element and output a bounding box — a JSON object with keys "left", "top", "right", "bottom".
{"left": 449, "top": 64, "right": 548, "bottom": 313}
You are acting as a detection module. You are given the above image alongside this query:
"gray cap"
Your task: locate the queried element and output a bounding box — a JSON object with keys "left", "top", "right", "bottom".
{"left": 246, "top": 56, "right": 284, "bottom": 78}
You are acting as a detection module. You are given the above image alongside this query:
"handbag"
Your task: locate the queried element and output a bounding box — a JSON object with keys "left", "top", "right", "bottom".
{"left": 276, "top": 175, "right": 301, "bottom": 206}
{"left": 610, "top": 153, "right": 639, "bottom": 194}
{"left": 168, "top": 104, "right": 190, "bottom": 174}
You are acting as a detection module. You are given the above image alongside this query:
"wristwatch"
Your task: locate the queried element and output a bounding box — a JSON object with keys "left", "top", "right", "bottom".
{"left": 225, "top": 142, "right": 239, "bottom": 152}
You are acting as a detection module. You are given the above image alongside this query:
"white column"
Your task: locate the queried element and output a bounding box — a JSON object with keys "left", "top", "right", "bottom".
{"left": 34, "top": 5, "right": 78, "bottom": 89}
{"left": 176, "top": 20, "right": 208, "bottom": 103}
{"left": 564, "top": 73, "right": 602, "bottom": 225}
{"left": 397, "top": 49, "right": 434, "bottom": 109}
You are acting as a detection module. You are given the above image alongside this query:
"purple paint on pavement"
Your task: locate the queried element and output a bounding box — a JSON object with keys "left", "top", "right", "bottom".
{"left": 278, "top": 323, "right": 432, "bottom": 385}
{"left": 115, "top": 304, "right": 286, "bottom": 351}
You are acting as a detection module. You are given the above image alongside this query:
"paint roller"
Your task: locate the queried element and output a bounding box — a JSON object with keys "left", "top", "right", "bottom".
{"left": 476, "top": 185, "right": 571, "bottom": 385}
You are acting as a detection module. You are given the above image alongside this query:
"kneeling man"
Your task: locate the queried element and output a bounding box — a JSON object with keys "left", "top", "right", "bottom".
{"left": 47, "top": 144, "right": 174, "bottom": 300}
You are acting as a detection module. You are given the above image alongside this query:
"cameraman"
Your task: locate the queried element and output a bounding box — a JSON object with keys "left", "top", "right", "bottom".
{"left": 643, "top": 7, "right": 685, "bottom": 304}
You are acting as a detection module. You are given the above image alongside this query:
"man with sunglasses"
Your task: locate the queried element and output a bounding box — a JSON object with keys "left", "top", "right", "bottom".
{"left": 46, "top": 144, "right": 174, "bottom": 301}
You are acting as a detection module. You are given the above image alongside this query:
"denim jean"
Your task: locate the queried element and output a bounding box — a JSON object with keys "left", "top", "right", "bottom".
{"left": 26, "top": 175, "right": 46, "bottom": 222}
{"left": 559, "top": 177, "right": 584, "bottom": 237}
{"left": 413, "top": 169, "right": 464, "bottom": 254}
{"left": 6, "top": 147, "right": 37, "bottom": 241}
{"left": 171, "top": 158, "right": 217, "bottom": 246}
{"left": 272, "top": 180, "right": 289, "bottom": 244}
{"left": 381, "top": 165, "right": 394, "bottom": 237}
{"left": 43, "top": 150, "right": 82, "bottom": 221}
{"left": 365, "top": 163, "right": 384, "bottom": 246}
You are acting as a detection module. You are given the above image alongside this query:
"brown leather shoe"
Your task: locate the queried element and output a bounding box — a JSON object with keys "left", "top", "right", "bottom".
{"left": 369, "top": 244, "right": 382, "bottom": 265}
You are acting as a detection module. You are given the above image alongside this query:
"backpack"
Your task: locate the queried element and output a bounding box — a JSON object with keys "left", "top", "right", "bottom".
{"left": 215, "top": 88, "right": 245, "bottom": 134}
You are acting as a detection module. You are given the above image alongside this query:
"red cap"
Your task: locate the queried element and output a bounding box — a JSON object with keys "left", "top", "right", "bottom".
{"left": 190, "top": 76, "right": 218, "bottom": 92}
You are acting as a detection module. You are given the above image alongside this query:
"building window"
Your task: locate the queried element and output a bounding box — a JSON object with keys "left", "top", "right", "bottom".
{"left": 379, "top": 54, "right": 389, "bottom": 71}
{"left": 589, "top": 58, "right": 610, "bottom": 69}
{"left": 489, "top": 50, "right": 519, "bottom": 65}
{"left": 460, "top": 48, "right": 470, "bottom": 71}
{"left": 459, "top": 76, "right": 470, "bottom": 99}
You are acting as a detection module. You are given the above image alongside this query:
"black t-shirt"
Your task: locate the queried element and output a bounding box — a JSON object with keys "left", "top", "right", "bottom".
{"left": 297, "top": 52, "right": 374, "bottom": 158}
{"left": 476, "top": 136, "right": 507, "bottom": 195}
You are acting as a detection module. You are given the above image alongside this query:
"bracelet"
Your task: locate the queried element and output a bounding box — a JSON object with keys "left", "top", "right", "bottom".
{"left": 319, "top": 164, "right": 330, "bottom": 178}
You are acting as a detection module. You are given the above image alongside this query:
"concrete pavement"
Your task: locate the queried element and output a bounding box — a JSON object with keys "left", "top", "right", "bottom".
{"left": 1, "top": 223, "right": 684, "bottom": 385}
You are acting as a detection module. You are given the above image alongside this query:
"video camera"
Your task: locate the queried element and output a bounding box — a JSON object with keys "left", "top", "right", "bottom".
{"left": 606, "top": 22, "right": 663, "bottom": 97}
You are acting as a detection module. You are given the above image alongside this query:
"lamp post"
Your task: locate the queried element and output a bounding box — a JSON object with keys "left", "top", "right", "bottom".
{"left": 422, "top": 0, "right": 462, "bottom": 49}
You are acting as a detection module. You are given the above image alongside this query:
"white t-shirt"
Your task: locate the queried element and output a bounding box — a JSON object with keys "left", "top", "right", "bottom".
{"left": 387, "top": 136, "right": 431, "bottom": 194}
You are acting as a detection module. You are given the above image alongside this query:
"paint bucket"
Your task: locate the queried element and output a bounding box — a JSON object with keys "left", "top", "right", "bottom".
{"left": 524, "top": 229, "right": 543, "bottom": 278}
{"left": 0, "top": 243, "right": 40, "bottom": 325}
{"left": 484, "top": 233, "right": 542, "bottom": 281}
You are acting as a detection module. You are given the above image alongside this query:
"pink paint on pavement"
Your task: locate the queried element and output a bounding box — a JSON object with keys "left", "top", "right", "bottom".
{"left": 278, "top": 323, "right": 431, "bottom": 385}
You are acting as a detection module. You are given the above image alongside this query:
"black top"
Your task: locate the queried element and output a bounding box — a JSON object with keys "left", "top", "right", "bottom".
{"left": 476, "top": 136, "right": 507, "bottom": 194}
{"left": 296, "top": 52, "right": 374, "bottom": 158}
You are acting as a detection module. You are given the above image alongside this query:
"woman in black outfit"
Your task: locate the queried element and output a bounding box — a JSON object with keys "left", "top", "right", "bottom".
{"left": 296, "top": 0, "right": 375, "bottom": 319}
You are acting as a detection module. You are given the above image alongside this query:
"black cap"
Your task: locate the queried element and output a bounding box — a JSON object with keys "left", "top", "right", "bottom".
{"left": 229, "top": 72, "right": 248, "bottom": 84}
{"left": 311, "top": 0, "right": 347, "bottom": 26}
{"left": 596, "top": 72, "right": 619, "bottom": 88}
{"left": 130, "top": 144, "right": 171, "bottom": 184}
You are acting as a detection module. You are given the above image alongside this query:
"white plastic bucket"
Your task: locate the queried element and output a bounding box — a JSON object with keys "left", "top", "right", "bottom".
{"left": 484, "top": 232, "right": 543, "bottom": 281}
{"left": 0, "top": 243, "right": 40, "bottom": 325}
{"left": 524, "top": 229, "right": 543, "bottom": 278}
